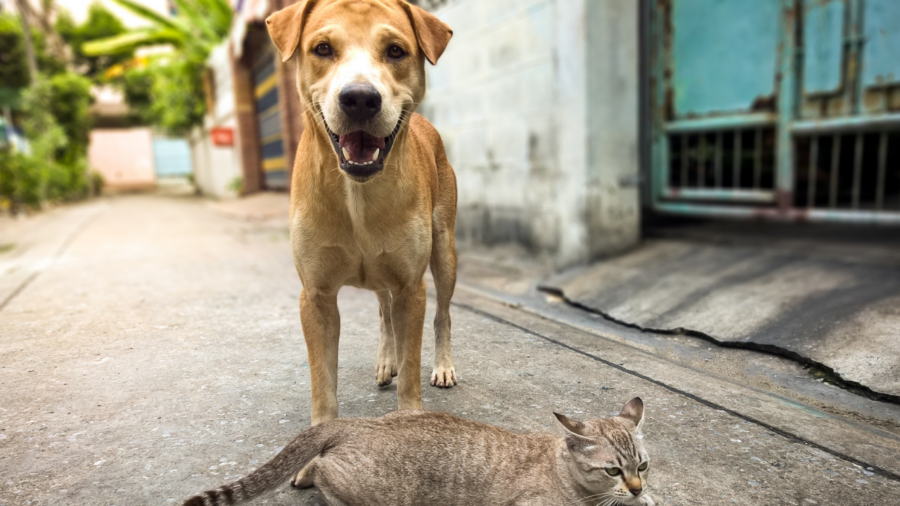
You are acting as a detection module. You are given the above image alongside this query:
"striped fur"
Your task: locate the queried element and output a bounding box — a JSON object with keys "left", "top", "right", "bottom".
{"left": 182, "top": 400, "right": 652, "bottom": 506}
{"left": 182, "top": 424, "right": 334, "bottom": 506}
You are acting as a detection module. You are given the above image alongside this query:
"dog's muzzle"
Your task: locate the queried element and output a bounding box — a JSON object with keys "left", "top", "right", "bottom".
{"left": 324, "top": 115, "right": 404, "bottom": 181}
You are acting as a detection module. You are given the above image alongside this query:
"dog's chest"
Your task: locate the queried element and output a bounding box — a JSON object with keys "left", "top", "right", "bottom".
{"left": 291, "top": 205, "right": 431, "bottom": 291}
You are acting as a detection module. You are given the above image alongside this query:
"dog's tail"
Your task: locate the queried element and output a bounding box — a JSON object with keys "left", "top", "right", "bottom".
{"left": 182, "top": 423, "right": 336, "bottom": 506}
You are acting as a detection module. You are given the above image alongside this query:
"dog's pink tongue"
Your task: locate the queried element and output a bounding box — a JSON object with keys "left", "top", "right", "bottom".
{"left": 339, "top": 131, "right": 386, "bottom": 162}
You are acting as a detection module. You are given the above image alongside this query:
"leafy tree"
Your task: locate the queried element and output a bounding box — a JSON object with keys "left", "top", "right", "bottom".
{"left": 83, "top": 0, "right": 232, "bottom": 61}
{"left": 0, "top": 12, "right": 65, "bottom": 91}
{"left": 47, "top": 72, "right": 94, "bottom": 164}
{"left": 83, "top": 0, "right": 232, "bottom": 135}
{"left": 56, "top": 3, "right": 132, "bottom": 79}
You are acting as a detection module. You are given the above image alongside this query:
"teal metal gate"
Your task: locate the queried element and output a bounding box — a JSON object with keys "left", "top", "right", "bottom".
{"left": 650, "top": 0, "right": 900, "bottom": 223}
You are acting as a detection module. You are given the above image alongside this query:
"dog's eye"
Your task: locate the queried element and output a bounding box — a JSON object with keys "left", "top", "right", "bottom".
{"left": 387, "top": 45, "right": 406, "bottom": 59}
{"left": 314, "top": 43, "right": 333, "bottom": 57}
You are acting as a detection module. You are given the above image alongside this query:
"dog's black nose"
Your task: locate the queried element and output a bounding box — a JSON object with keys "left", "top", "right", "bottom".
{"left": 339, "top": 84, "right": 382, "bottom": 122}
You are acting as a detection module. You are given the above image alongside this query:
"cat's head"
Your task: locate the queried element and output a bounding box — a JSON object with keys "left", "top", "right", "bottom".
{"left": 555, "top": 397, "right": 650, "bottom": 504}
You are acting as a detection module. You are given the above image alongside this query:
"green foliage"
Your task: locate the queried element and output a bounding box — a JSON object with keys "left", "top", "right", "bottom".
{"left": 120, "top": 58, "right": 205, "bottom": 136}
{"left": 121, "top": 64, "right": 154, "bottom": 123}
{"left": 56, "top": 3, "right": 133, "bottom": 79}
{"left": 84, "top": 0, "right": 232, "bottom": 135}
{"left": 0, "top": 7, "right": 103, "bottom": 212}
{"left": 0, "top": 75, "right": 91, "bottom": 211}
{"left": 0, "top": 14, "right": 30, "bottom": 90}
{"left": 0, "top": 151, "right": 44, "bottom": 208}
{"left": 46, "top": 72, "right": 94, "bottom": 163}
{"left": 0, "top": 13, "right": 65, "bottom": 90}
{"left": 82, "top": 0, "right": 232, "bottom": 62}
{"left": 226, "top": 176, "right": 243, "bottom": 194}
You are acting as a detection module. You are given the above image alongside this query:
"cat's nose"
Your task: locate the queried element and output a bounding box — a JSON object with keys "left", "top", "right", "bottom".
{"left": 629, "top": 486, "right": 643, "bottom": 496}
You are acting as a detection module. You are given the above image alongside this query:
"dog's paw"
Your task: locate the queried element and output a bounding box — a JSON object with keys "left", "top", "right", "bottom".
{"left": 376, "top": 360, "right": 398, "bottom": 387}
{"left": 430, "top": 365, "right": 457, "bottom": 388}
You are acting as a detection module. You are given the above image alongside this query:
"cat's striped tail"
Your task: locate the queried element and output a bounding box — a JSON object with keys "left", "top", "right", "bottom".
{"left": 182, "top": 423, "right": 333, "bottom": 506}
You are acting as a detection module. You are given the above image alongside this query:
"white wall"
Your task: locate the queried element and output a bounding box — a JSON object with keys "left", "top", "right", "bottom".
{"left": 421, "top": 0, "right": 640, "bottom": 266}
{"left": 191, "top": 42, "right": 243, "bottom": 199}
{"left": 88, "top": 128, "right": 156, "bottom": 189}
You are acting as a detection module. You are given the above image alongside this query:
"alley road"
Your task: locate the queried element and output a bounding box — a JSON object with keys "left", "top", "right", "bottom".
{"left": 1, "top": 194, "right": 899, "bottom": 505}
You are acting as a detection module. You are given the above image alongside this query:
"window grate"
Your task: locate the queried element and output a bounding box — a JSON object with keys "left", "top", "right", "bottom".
{"left": 794, "top": 132, "right": 900, "bottom": 211}
{"left": 667, "top": 128, "right": 777, "bottom": 198}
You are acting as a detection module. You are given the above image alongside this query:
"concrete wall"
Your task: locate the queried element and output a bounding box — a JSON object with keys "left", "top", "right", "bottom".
{"left": 420, "top": 0, "right": 640, "bottom": 266}
{"left": 88, "top": 128, "right": 157, "bottom": 190}
{"left": 191, "top": 42, "right": 244, "bottom": 199}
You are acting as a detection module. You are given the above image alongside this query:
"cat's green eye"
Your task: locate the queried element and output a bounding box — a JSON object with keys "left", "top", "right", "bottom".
{"left": 638, "top": 462, "right": 649, "bottom": 472}
{"left": 605, "top": 467, "right": 621, "bottom": 476}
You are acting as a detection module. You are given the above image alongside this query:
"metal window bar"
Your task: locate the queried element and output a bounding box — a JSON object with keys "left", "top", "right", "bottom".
{"left": 829, "top": 136, "right": 840, "bottom": 209}
{"left": 876, "top": 132, "right": 887, "bottom": 210}
{"left": 733, "top": 130, "right": 742, "bottom": 190}
{"left": 699, "top": 134, "right": 707, "bottom": 188}
{"left": 715, "top": 132, "right": 723, "bottom": 187}
{"left": 807, "top": 135, "right": 818, "bottom": 208}
{"left": 754, "top": 129, "right": 762, "bottom": 189}
{"left": 852, "top": 134, "right": 863, "bottom": 209}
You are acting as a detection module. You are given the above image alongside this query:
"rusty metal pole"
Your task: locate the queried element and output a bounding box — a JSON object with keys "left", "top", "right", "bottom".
{"left": 16, "top": 0, "right": 39, "bottom": 83}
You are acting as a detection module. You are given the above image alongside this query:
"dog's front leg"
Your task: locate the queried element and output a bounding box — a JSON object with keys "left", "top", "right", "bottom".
{"left": 375, "top": 290, "right": 398, "bottom": 386}
{"left": 390, "top": 280, "right": 427, "bottom": 411}
{"left": 299, "top": 288, "right": 341, "bottom": 425}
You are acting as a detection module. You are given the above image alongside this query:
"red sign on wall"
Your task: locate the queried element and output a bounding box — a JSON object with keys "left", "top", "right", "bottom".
{"left": 211, "top": 127, "right": 234, "bottom": 146}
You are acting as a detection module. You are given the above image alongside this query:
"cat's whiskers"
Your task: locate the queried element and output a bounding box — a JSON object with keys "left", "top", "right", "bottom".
{"left": 567, "top": 491, "right": 614, "bottom": 505}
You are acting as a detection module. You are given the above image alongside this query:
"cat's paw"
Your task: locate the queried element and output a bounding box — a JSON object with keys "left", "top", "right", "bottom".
{"left": 430, "top": 365, "right": 457, "bottom": 388}
{"left": 637, "top": 494, "right": 655, "bottom": 506}
{"left": 291, "top": 458, "right": 318, "bottom": 489}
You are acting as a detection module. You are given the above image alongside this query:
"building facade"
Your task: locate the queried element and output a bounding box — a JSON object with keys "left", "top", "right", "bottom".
{"left": 419, "top": 0, "right": 642, "bottom": 266}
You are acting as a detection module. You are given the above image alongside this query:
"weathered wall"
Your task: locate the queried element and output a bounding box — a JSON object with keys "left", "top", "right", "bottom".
{"left": 420, "top": 0, "right": 640, "bottom": 266}
{"left": 191, "top": 42, "right": 244, "bottom": 199}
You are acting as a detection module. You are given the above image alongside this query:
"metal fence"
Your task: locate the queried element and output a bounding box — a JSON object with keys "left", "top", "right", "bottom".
{"left": 649, "top": 0, "right": 900, "bottom": 224}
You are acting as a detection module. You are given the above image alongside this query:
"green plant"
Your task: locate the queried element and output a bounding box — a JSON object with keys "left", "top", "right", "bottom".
{"left": 0, "top": 12, "right": 66, "bottom": 90}
{"left": 90, "top": 170, "right": 105, "bottom": 196}
{"left": 82, "top": 0, "right": 232, "bottom": 61}
{"left": 227, "top": 176, "right": 243, "bottom": 194}
{"left": 47, "top": 72, "right": 94, "bottom": 163}
{"left": 83, "top": 0, "right": 232, "bottom": 135}
{"left": 56, "top": 3, "right": 132, "bottom": 80}
{"left": 0, "top": 75, "right": 91, "bottom": 211}
{"left": 0, "top": 150, "right": 44, "bottom": 209}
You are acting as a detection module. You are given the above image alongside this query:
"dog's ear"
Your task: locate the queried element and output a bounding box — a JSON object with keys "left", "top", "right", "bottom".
{"left": 403, "top": 2, "right": 452, "bottom": 65}
{"left": 266, "top": 0, "right": 316, "bottom": 62}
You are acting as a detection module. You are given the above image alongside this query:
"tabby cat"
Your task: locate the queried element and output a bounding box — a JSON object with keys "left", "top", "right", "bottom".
{"left": 183, "top": 397, "right": 654, "bottom": 506}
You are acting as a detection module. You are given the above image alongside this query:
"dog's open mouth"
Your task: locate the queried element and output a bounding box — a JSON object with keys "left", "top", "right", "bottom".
{"left": 324, "top": 115, "right": 404, "bottom": 180}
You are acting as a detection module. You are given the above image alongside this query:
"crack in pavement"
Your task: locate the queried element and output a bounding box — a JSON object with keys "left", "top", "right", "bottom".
{"left": 0, "top": 205, "right": 106, "bottom": 312}
{"left": 535, "top": 285, "right": 900, "bottom": 407}
{"left": 449, "top": 297, "right": 900, "bottom": 484}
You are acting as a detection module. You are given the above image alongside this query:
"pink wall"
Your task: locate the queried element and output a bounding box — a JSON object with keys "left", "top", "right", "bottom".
{"left": 88, "top": 128, "right": 157, "bottom": 189}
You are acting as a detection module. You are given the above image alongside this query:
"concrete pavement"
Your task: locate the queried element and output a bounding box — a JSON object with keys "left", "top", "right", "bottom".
{"left": 2, "top": 194, "right": 900, "bottom": 505}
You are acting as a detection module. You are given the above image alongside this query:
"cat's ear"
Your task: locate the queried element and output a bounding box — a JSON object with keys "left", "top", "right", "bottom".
{"left": 618, "top": 397, "right": 644, "bottom": 431}
{"left": 554, "top": 412, "right": 587, "bottom": 436}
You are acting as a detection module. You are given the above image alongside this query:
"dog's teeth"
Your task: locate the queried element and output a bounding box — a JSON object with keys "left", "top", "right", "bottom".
{"left": 372, "top": 148, "right": 380, "bottom": 161}
{"left": 342, "top": 148, "right": 350, "bottom": 160}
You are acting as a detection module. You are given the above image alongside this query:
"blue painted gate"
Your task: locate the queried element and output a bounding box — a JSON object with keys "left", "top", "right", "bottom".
{"left": 152, "top": 137, "right": 193, "bottom": 177}
{"left": 650, "top": 0, "right": 900, "bottom": 223}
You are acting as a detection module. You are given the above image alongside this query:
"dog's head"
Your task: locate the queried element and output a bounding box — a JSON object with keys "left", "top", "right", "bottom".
{"left": 266, "top": 0, "right": 452, "bottom": 182}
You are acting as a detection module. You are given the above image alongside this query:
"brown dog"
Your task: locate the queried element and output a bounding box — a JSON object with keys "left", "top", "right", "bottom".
{"left": 265, "top": 0, "right": 456, "bottom": 428}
